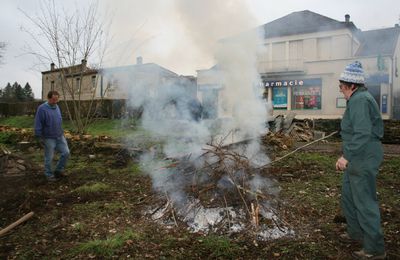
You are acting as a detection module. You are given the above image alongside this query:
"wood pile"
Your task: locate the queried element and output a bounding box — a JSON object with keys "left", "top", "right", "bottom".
{"left": 263, "top": 113, "right": 317, "bottom": 150}
{"left": 0, "top": 145, "right": 36, "bottom": 177}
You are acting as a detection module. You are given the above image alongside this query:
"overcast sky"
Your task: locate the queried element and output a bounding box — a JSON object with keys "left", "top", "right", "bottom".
{"left": 1, "top": 0, "right": 399, "bottom": 98}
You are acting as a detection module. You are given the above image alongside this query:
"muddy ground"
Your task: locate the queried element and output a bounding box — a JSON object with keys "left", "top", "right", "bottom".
{"left": 0, "top": 138, "right": 399, "bottom": 259}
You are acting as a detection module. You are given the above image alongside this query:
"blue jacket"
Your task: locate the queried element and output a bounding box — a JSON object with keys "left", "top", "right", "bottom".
{"left": 34, "top": 102, "right": 64, "bottom": 138}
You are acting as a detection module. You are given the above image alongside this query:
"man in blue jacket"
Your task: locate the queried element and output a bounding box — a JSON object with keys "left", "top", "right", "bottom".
{"left": 35, "top": 90, "right": 70, "bottom": 181}
{"left": 335, "top": 61, "right": 385, "bottom": 259}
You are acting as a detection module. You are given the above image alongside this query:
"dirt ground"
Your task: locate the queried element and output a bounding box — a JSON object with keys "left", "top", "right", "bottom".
{"left": 0, "top": 138, "right": 399, "bottom": 259}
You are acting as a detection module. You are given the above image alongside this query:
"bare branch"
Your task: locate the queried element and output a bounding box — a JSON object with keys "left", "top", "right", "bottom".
{"left": 20, "top": 0, "right": 112, "bottom": 134}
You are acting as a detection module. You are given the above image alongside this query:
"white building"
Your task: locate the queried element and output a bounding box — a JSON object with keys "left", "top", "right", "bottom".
{"left": 197, "top": 10, "right": 400, "bottom": 119}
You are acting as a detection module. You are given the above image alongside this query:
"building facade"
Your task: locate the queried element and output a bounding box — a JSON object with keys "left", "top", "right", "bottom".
{"left": 197, "top": 10, "right": 400, "bottom": 119}
{"left": 42, "top": 57, "right": 197, "bottom": 104}
{"left": 41, "top": 60, "right": 98, "bottom": 101}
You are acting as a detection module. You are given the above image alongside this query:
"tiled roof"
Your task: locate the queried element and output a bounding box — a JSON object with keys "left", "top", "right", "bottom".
{"left": 356, "top": 26, "right": 400, "bottom": 56}
{"left": 260, "top": 10, "right": 357, "bottom": 38}
{"left": 101, "top": 63, "right": 178, "bottom": 76}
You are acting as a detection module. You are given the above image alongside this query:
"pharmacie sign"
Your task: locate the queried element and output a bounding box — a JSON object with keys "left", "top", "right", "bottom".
{"left": 264, "top": 78, "right": 321, "bottom": 88}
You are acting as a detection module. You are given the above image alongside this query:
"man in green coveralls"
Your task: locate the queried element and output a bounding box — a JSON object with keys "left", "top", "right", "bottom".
{"left": 335, "top": 61, "right": 386, "bottom": 259}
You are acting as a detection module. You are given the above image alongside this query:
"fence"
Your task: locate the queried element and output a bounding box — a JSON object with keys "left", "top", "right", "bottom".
{"left": 0, "top": 99, "right": 135, "bottom": 119}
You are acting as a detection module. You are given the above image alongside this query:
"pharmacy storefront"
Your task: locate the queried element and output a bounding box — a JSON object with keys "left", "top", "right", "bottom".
{"left": 264, "top": 78, "right": 322, "bottom": 111}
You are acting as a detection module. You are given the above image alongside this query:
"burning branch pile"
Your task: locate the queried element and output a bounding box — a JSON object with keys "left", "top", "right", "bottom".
{"left": 146, "top": 138, "right": 294, "bottom": 240}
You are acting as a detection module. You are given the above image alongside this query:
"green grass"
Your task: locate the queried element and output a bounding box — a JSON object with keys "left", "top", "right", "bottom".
{"left": 129, "top": 163, "right": 141, "bottom": 175}
{"left": 274, "top": 152, "right": 342, "bottom": 219}
{"left": 82, "top": 119, "right": 137, "bottom": 137}
{"left": 74, "top": 229, "right": 142, "bottom": 257}
{"left": 73, "top": 201, "right": 125, "bottom": 213}
{"left": 0, "top": 116, "right": 140, "bottom": 138}
{"left": 378, "top": 157, "right": 400, "bottom": 207}
{"left": 106, "top": 162, "right": 143, "bottom": 176}
{"left": 0, "top": 115, "right": 34, "bottom": 128}
{"left": 0, "top": 131, "right": 19, "bottom": 144}
{"left": 200, "top": 235, "right": 241, "bottom": 258}
{"left": 72, "top": 182, "right": 111, "bottom": 194}
{"left": 71, "top": 222, "right": 87, "bottom": 233}
{"left": 72, "top": 202, "right": 128, "bottom": 219}
{"left": 287, "top": 152, "right": 337, "bottom": 169}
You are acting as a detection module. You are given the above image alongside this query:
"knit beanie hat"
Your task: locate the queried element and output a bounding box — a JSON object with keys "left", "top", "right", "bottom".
{"left": 339, "top": 61, "right": 365, "bottom": 84}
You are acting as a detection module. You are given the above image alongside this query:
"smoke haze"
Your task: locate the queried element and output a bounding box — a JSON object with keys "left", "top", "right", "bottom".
{"left": 101, "top": 0, "right": 261, "bottom": 75}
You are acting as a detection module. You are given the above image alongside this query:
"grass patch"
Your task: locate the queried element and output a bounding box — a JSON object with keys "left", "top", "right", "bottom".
{"left": 0, "top": 131, "right": 19, "bottom": 144}
{"left": 283, "top": 152, "right": 337, "bottom": 170}
{"left": 0, "top": 115, "right": 34, "bottom": 128}
{"left": 74, "top": 229, "right": 141, "bottom": 257}
{"left": 269, "top": 240, "right": 337, "bottom": 259}
{"left": 107, "top": 162, "right": 143, "bottom": 176}
{"left": 129, "top": 163, "right": 141, "bottom": 175}
{"left": 83, "top": 119, "right": 136, "bottom": 138}
{"left": 200, "top": 235, "right": 240, "bottom": 258}
{"left": 378, "top": 157, "right": 400, "bottom": 207}
{"left": 276, "top": 152, "right": 342, "bottom": 217}
{"left": 71, "top": 222, "right": 87, "bottom": 234}
{"left": 72, "top": 201, "right": 127, "bottom": 218}
{"left": 73, "top": 182, "right": 111, "bottom": 194}
{"left": 0, "top": 116, "right": 141, "bottom": 138}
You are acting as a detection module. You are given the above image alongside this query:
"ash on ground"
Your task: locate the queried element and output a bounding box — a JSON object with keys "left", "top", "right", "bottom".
{"left": 143, "top": 140, "right": 294, "bottom": 240}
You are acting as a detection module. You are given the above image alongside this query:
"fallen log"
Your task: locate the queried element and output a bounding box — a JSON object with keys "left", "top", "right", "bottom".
{"left": 0, "top": 211, "right": 34, "bottom": 237}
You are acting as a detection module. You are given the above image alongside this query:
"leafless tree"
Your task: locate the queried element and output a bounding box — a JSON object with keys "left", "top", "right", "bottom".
{"left": 20, "top": 0, "right": 112, "bottom": 134}
{"left": 0, "top": 42, "right": 6, "bottom": 65}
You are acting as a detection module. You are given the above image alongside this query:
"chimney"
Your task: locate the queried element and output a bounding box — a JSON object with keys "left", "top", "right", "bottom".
{"left": 50, "top": 63, "right": 55, "bottom": 71}
{"left": 137, "top": 56, "right": 143, "bottom": 65}
{"left": 81, "top": 59, "right": 87, "bottom": 69}
{"left": 345, "top": 14, "right": 350, "bottom": 23}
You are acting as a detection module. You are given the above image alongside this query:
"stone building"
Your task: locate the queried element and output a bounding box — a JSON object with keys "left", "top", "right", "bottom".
{"left": 41, "top": 60, "right": 98, "bottom": 100}
{"left": 42, "top": 57, "right": 197, "bottom": 104}
{"left": 197, "top": 10, "right": 400, "bottom": 119}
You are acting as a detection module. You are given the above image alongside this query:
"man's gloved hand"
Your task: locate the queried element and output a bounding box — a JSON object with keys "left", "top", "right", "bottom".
{"left": 35, "top": 136, "right": 45, "bottom": 148}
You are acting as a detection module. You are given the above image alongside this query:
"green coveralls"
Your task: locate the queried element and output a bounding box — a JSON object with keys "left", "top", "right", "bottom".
{"left": 340, "top": 87, "right": 385, "bottom": 254}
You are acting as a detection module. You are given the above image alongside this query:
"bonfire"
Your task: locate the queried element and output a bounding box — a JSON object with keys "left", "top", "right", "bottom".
{"left": 143, "top": 133, "right": 294, "bottom": 240}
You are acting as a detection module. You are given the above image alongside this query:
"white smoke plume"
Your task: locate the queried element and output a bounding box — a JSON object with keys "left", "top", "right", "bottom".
{"left": 107, "top": 1, "right": 273, "bottom": 207}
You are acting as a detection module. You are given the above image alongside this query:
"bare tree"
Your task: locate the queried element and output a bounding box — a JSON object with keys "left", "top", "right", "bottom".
{"left": 0, "top": 42, "right": 6, "bottom": 65}
{"left": 20, "top": 0, "right": 112, "bottom": 134}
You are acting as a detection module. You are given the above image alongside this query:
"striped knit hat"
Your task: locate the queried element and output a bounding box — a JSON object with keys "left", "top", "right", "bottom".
{"left": 339, "top": 61, "right": 365, "bottom": 84}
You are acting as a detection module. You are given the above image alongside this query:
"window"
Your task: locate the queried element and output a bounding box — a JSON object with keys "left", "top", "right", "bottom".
{"left": 336, "top": 97, "right": 347, "bottom": 108}
{"left": 76, "top": 78, "right": 81, "bottom": 93}
{"left": 106, "top": 78, "right": 118, "bottom": 93}
{"left": 272, "top": 87, "right": 288, "bottom": 109}
{"left": 317, "top": 37, "right": 332, "bottom": 60}
{"left": 292, "top": 86, "right": 321, "bottom": 110}
{"left": 202, "top": 89, "right": 218, "bottom": 119}
{"left": 51, "top": 81, "right": 55, "bottom": 91}
{"left": 289, "top": 40, "right": 303, "bottom": 60}
{"left": 272, "top": 42, "right": 286, "bottom": 68}
{"left": 91, "top": 76, "right": 96, "bottom": 92}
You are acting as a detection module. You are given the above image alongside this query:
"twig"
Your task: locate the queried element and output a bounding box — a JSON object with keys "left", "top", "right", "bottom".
{"left": 0, "top": 212, "right": 34, "bottom": 237}
{"left": 251, "top": 203, "right": 257, "bottom": 227}
{"left": 223, "top": 195, "right": 231, "bottom": 229}
{"left": 227, "top": 177, "right": 251, "bottom": 216}
{"left": 182, "top": 200, "right": 198, "bottom": 222}
{"left": 150, "top": 201, "right": 169, "bottom": 216}
{"left": 263, "top": 204, "right": 292, "bottom": 231}
{"left": 235, "top": 185, "right": 268, "bottom": 199}
{"left": 164, "top": 192, "right": 178, "bottom": 227}
{"left": 170, "top": 207, "right": 178, "bottom": 227}
{"left": 259, "top": 131, "right": 338, "bottom": 169}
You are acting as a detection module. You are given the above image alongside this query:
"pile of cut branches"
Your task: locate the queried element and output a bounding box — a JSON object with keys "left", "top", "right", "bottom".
{"left": 148, "top": 139, "right": 291, "bottom": 238}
